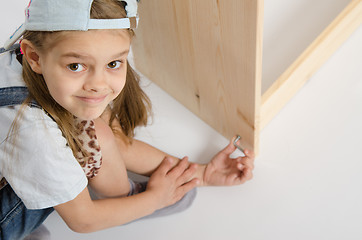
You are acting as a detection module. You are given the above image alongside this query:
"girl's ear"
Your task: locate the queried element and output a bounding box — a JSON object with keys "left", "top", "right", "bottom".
{"left": 20, "top": 40, "right": 43, "bottom": 74}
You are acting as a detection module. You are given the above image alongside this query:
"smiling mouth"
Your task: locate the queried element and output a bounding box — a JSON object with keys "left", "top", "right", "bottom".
{"left": 77, "top": 95, "right": 108, "bottom": 104}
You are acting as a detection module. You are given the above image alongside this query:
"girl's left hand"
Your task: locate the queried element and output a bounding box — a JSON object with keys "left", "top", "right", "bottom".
{"left": 203, "top": 137, "right": 255, "bottom": 186}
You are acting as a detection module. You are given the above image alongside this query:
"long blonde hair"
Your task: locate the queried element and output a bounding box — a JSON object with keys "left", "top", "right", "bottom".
{"left": 20, "top": 0, "right": 151, "bottom": 157}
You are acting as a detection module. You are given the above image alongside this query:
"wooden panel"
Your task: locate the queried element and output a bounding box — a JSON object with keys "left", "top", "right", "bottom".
{"left": 132, "top": 0, "right": 263, "bottom": 152}
{"left": 262, "top": 0, "right": 351, "bottom": 94}
{"left": 261, "top": 0, "right": 362, "bottom": 130}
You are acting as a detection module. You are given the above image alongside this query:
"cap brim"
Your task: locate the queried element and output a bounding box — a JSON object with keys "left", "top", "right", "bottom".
{"left": 3, "top": 24, "right": 26, "bottom": 50}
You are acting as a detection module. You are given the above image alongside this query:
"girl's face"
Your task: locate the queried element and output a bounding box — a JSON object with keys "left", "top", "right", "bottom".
{"left": 35, "top": 30, "right": 131, "bottom": 120}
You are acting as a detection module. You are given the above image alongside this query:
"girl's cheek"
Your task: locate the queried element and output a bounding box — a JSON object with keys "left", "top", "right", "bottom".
{"left": 118, "top": 75, "right": 127, "bottom": 91}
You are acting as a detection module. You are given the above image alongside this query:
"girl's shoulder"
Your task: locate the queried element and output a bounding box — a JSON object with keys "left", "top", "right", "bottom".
{"left": 0, "top": 107, "right": 88, "bottom": 209}
{"left": 0, "top": 101, "right": 66, "bottom": 138}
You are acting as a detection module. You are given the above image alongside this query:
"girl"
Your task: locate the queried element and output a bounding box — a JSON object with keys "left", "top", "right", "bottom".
{"left": 0, "top": 0, "right": 255, "bottom": 239}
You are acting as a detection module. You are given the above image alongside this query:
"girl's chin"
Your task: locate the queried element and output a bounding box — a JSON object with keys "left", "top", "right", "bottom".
{"left": 72, "top": 110, "right": 104, "bottom": 121}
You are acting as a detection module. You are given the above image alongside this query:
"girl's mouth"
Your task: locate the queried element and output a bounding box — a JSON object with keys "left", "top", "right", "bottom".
{"left": 77, "top": 95, "right": 108, "bottom": 104}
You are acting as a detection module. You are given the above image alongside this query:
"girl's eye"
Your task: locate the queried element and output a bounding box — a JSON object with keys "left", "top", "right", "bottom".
{"left": 67, "top": 63, "right": 85, "bottom": 72}
{"left": 107, "top": 61, "right": 122, "bottom": 69}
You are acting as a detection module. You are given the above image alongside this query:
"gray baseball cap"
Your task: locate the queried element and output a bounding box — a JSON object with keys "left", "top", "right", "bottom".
{"left": 3, "top": 0, "right": 139, "bottom": 50}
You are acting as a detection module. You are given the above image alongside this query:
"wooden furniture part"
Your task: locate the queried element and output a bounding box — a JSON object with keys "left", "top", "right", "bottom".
{"left": 132, "top": 0, "right": 362, "bottom": 154}
{"left": 261, "top": 0, "right": 362, "bottom": 130}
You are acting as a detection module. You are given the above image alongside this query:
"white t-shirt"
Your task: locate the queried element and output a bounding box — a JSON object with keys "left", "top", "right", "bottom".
{"left": 0, "top": 51, "right": 88, "bottom": 210}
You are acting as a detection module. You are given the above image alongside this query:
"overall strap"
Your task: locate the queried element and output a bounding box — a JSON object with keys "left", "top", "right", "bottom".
{"left": 0, "top": 86, "right": 42, "bottom": 190}
{"left": 0, "top": 44, "right": 20, "bottom": 55}
{"left": 0, "top": 46, "right": 39, "bottom": 109}
{"left": 0, "top": 86, "right": 41, "bottom": 108}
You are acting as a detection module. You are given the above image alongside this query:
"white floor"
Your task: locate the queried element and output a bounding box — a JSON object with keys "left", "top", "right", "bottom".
{"left": 42, "top": 24, "right": 362, "bottom": 239}
{"left": 1, "top": 1, "right": 361, "bottom": 240}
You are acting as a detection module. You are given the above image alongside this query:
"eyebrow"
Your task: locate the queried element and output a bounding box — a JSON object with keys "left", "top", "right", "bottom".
{"left": 112, "top": 50, "right": 130, "bottom": 58}
{"left": 60, "top": 49, "right": 129, "bottom": 60}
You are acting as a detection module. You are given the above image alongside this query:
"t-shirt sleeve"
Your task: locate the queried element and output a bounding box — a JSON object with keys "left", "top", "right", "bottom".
{"left": 0, "top": 107, "right": 88, "bottom": 210}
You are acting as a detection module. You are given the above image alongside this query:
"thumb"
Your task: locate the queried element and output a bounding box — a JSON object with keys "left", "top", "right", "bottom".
{"left": 221, "top": 136, "right": 238, "bottom": 155}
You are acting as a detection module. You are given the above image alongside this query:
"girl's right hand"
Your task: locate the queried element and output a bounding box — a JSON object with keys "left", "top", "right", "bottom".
{"left": 146, "top": 156, "right": 199, "bottom": 210}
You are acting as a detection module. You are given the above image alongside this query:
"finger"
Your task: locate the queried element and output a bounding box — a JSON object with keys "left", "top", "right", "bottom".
{"left": 227, "top": 166, "right": 253, "bottom": 185}
{"left": 238, "top": 168, "right": 253, "bottom": 184}
{"left": 225, "top": 172, "right": 240, "bottom": 185}
{"left": 244, "top": 149, "right": 255, "bottom": 159}
{"left": 175, "top": 178, "right": 199, "bottom": 201}
{"left": 230, "top": 156, "right": 244, "bottom": 170}
{"left": 241, "top": 156, "right": 255, "bottom": 170}
{"left": 236, "top": 162, "right": 244, "bottom": 171}
{"left": 156, "top": 157, "right": 174, "bottom": 176}
{"left": 244, "top": 168, "right": 253, "bottom": 181}
{"left": 167, "top": 157, "right": 189, "bottom": 178}
{"left": 177, "top": 163, "right": 198, "bottom": 185}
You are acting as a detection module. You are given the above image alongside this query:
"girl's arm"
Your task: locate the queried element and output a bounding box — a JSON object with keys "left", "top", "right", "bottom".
{"left": 88, "top": 117, "right": 198, "bottom": 199}
{"left": 99, "top": 108, "right": 254, "bottom": 191}
{"left": 55, "top": 186, "right": 157, "bottom": 233}
{"left": 100, "top": 108, "right": 200, "bottom": 179}
{"left": 54, "top": 156, "right": 198, "bottom": 233}
{"left": 115, "top": 134, "right": 200, "bottom": 177}
{"left": 116, "top": 135, "right": 254, "bottom": 187}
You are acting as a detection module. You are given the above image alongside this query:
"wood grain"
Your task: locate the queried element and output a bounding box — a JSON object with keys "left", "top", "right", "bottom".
{"left": 132, "top": 0, "right": 263, "bottom": 153}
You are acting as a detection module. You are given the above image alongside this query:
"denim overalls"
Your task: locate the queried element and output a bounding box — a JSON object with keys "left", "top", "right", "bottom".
{"left": 0, "top": 47, "right": 54, "bottom": 240}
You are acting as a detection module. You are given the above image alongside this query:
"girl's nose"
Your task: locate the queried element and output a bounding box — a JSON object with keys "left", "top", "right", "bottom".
{"left": 83, "top": 71, "right": 108, "bottom": 92}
